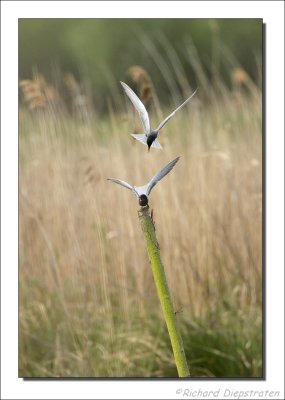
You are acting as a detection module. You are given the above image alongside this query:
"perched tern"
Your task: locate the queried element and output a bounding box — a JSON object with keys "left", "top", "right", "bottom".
{"left": 121, "top": 81, "right": 197, "bottom": 151}
{"left": 107, "top": 156, "right": 180, "bottom": 206}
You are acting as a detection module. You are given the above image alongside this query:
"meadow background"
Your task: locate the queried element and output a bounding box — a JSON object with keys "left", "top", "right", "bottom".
{"left": 19, "top": 19, "right": 263, "bottom": 378}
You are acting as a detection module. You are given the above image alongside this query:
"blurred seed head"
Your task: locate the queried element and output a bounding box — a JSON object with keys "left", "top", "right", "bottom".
{"left": 63, "top": 72, "right": 91, "bottom": 120}
{"left": 19, "top": 73, "right": 61, "bottom": 111}
{"left": 83, "top": 162, "right": 101, "bottom": 186}
{"left": 64, "top": 72, "right": 81, "bottom": 97}
{"left": 231, "top": 67, "right": 249, "bottom": 85}
{"left": 126, "top": 65, "right": 153, "bottom": 108}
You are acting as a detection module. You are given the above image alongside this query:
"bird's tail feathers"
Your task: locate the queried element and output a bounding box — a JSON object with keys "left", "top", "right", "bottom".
{"left": 151, "top": 139, "right": 162, "bottom": 149}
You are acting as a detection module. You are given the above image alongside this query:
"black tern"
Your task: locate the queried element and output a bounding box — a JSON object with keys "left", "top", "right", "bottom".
{"left": 121, "top": 81, "right": 197, "bottom": 151}
{"left": 107, "top": 156, "right": 180, "bottom": 206}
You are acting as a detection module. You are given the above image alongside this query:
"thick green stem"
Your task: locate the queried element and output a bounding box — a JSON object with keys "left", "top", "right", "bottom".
{"left": 138, "top": 206, "right": 190, "bottom": 378}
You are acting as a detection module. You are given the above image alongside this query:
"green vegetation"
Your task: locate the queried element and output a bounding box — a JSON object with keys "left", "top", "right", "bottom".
{"left": 19, "top": 19, "right": 262, "bottom": 111}
{"left": 20, "top": 283, "right": 261, "bottom": 377}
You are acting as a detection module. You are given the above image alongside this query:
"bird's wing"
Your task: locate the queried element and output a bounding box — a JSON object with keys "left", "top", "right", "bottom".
{"left": 155, "top": 88, "right": 198, "bottom": 133}
{"left": 107, "top": 178, "right": 137, "bottom": 196}
{"left": 146, "top": 156, "right": 180, "bottom": 196}
{"left": 130, "top": 133, "right": 148, "bottom": 146}
{"left": 121, "top": 81, "right": 151, "bottom": 134}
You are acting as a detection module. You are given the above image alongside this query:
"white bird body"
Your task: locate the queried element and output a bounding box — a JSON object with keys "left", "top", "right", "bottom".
{"left": 107, "top": 157, "right": 180, "bottom": 206}
{"left": 121, "top": 81, "right": 197, "bottom": 151}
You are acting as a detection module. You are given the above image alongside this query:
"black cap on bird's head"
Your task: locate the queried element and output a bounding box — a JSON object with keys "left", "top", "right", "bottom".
{"left": 139, "top": 194, "right": 148, "bottom": 207}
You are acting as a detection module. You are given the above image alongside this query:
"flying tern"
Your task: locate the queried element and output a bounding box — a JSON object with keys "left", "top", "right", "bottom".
{"left": 121, "top": 81, "right": 197, "bottom": 151}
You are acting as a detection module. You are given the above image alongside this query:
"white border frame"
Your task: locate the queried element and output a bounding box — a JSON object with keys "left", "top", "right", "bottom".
{"left": 1, "top": 1, "right": 284, "bottom": 399}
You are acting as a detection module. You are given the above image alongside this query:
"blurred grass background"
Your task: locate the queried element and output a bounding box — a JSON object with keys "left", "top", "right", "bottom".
{"left": 19, "top": 18, "right": 262, "bottom": 111}
{"left": 19, "top": 18, "right": 263, "bottom": 378}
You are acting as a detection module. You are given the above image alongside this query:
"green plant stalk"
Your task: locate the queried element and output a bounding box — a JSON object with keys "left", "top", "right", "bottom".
{"left": 138, "top": 206, "right": 190, "bottom": 378}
